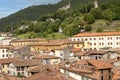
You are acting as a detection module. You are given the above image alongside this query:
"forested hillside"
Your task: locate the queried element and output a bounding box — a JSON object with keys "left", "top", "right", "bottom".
{"left": 0, "top": 0, "right": 120, "bottom": 39}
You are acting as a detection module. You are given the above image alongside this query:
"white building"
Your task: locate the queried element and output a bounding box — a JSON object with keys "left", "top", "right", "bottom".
{"left": 1, "top": 37, "right": 16, "bottom": 45}
{"left": 0, "top": 45, "right": 13, "bottom": 59}
{"left": 9, "top": 59, "right": 40, "bottom": 77}
{"left": 71, "top": 32, "right": 120, "bottom": 50}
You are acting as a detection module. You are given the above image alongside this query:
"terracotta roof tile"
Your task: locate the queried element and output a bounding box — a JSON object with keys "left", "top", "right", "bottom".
{"left": 71, "top": 48, "right": 81, "bottom": 53}
{"left": 25, "top": 71, "right": 75, "bottom": 80}
{"left": 0, "top": 74, "right": 22, "bottom": 80}
{"left": 10, "top": 38, "right": 46, "bottom": 42}
{"left": 75, "top": 50, "right": 108, "bottom": 57}
{"left": 74, "top": 32, "right": 120, "bottom": 37}
{"left": 87, "top": 60, "right": 113, "bottom": 69}
{"left": 28, "top": 64, "right": 59, "bottom": 73}
{"left": 31, "top": 53, "right": 60, "bottom": 59}
{"left": 0, "top": 58, "right": 20, "bottom": 64}
{"left": 12, "top": 59, "right": 40, "bottom": 67}
{"left": 0, "top": 45, "right": 13, "bottom": 49}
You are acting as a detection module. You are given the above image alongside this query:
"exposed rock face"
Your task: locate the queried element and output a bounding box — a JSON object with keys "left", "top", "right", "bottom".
{"left": 94, "top": 0, "right": 98, "bottom": 8}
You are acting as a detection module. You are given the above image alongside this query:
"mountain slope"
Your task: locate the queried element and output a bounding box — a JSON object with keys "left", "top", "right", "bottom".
{"left": 0, "top": 0, "right": 92, "bottom": 30}
{"left": 0, "top": 0, "right": 119, "bottom": 31}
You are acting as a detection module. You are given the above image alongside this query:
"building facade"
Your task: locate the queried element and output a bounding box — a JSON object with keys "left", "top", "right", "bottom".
{"left": 71, "top": 32, "right": 120, "bottom": 50}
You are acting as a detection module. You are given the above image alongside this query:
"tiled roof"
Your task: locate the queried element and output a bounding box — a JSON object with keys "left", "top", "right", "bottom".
{"left": 75, "top": 60, "right": 88, "bottom": 65}
{"left": 0, "top": 58, "right": 20, "bottom": 64}
{"left": 31, "top": 53, "right": 60, "bottom": 59}
{"left": 87, "top": 60, "right": 113, "bottom": 69}
{"left": 112, "top": 66, "right": 120, "bottom": 80}
{"left": 75, "top": 51, "right": 88, "bottom": 57}
{"left": 25, "top": 71, "right": 75, "bottom": 80}
{"left": 12, "top": 59, "right": 40, "bottom": 67}
{"left": 10, "top": 38, "right": 46, "bottom": 43}
{"left": 60, "top": 63, "right": 99, "bottom": 80}
{"left": 71, "top": 48, "right": 81, "bottom": 53}
{"left": 30, "top": 39, "right": 83, "bottom": 46}
{"left": 75, "top": 50, "right": 108, "bottom": 57}
{"left": 103, "top": 58, "right": 118, "bottom": 64}
{"left": 63, "top": 59, "right": 77, "bottom": 64}
{"left": 74, "top": 32, "right": 120, "bottom": 37}
{"left": 28, "top": 64, "right": 59, "bottom": 73}
{"left": 0, "top": 45, "right": 13, "bottom": 49}
{"left": 12, "top": 45, "right": 29, "bottom": 50}
{"left": 87, "top": 50, "right": 108, "bottom": 55}
{"left": 0, "top": 74, "right": 22, "bottom": 80}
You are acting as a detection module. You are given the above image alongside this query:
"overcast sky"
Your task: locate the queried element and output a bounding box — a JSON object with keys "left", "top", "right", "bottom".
{"left": 0, "top": 0, "right": 61, "bottom": 18}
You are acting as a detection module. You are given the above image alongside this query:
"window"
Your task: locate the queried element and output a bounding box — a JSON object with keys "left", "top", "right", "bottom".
{"left": 90, "top": 43, "right": 92, "bottom": 46}
{"left": 2, "top": 65, "right": 4, "bottom": 68}
{"left": 117, "top": 42, "right": 119, "bottom": 45}
{"left": 60, "top": 53, "right": 63, "bottom": 56}
{"left": 85, "top": 38, "right": 87, "bottom": 41}
{"left": 17, "top": 67, "right": 20, "bottom": 71}
{"left": 77, "top": 44, "right": 79, "bottom": 47}
{"left": 94, "top": 38, "right": 96, "bottom": 40}
{"left": 94, "top": 43, "right": 96, "bottom": 45}
{"left": 2, "top": 50, "right": 4, "bottom": 53}
{"left": 77, "top": 39, "right": 80, "bottom": 41}
{"left": 116, "top": 37, "right": 119, "bottom": 39}
{"left": 6, "top": 54, "right": 8, "bottom": 57}
{"left": 21, "top": 67, "right": 24, "bottom": 71}
{"left": 99, "top": 38, "right": 101, "bottom": 40}
{"left": 8, "top": 71, "right": 9, "bottom": 74}
{"left": 89, "top": 38, "right": 92, "bottom": 40}
{"left": 110, "top": 37, "right": 112, "bottom": 40}
{"left": 2, "top": 54, "right": 4, "bottom": 58}
{"left": 6, "top": 50, "right": 8, "bottom": 52}
{"left": 94, "top": 48, "right": 96, "bottom": 50}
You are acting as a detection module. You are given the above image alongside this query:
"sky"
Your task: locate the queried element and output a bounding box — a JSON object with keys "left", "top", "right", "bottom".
{"left": 0, "top": 0, "right": 61, "bottom": 18}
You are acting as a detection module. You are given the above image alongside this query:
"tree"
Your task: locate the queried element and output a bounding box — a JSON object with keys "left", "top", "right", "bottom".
{"left": 63, "top": 24, "right": 79, "bottom": 36}
{"left": 28, "top": 22, "right": 35, "bottom": 31}
{"left": 90, "top": 8, "right": 102, "bottom": 19}
{"left": 100, "top": 3, "right": 108, "bottom": 10}
{"left": 103, "top": 9, "right": 115, "bottom": 21}
{"left": 3, "top": 25, "right": 11, "bottom": 32}
{"left": 84, "top": 13, "right": 95, "bottom": 24}
{"left": 96, "top": 27, "right": 103, "bottom": 32}
{"left": 47, "top": 23, "right": 59, "bottom": 32}
{"left": 85, "top": 25, "right": 92, "bottom": 31}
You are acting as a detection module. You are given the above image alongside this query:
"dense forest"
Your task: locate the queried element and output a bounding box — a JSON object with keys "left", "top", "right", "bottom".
{"left": 0, "top": 0, "right": 120, "bottom": 39}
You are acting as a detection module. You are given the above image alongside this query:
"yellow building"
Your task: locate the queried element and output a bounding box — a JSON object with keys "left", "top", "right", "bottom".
{"left": 30, "top": 39, "right": 84, "bottom": 52}
{"left": 10, "top": 38, "right": 48, "bottom": 46}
